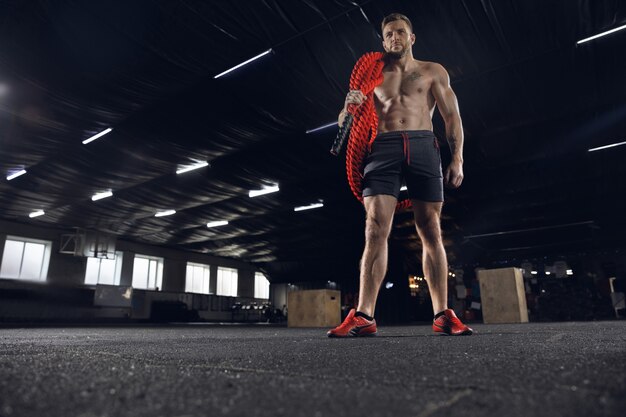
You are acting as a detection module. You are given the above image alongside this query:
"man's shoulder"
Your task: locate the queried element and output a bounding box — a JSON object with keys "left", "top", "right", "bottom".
{"left": 415, "top": 60, "right": 447, "bottom": 74}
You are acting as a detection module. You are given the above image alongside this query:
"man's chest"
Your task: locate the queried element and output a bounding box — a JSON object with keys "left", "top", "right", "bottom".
{"left": 375, "top": 70, "right": 433, "bottom": 100}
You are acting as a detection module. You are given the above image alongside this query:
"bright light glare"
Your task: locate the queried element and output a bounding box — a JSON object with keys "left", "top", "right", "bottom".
{"left": 588, "top": 140, "right": 626, "bottom": 152}
{"left": 92, "top": 191, "right": 113, "bottom": 201}
{"left": 82, "top": 128, "right": 113, "bottom": 145}
{"left": 155, "top": 210, "right": 176, "bottom": 217}
{"left": 7, "top": 170, "right": 27, "bottom": 181}
{"left": 214, "top": 49, "right": 272, "bottom": 79}
{"left": 294, "top": 203, "right": 324, "bottom": 212}
{"left": 29, "top": 210, "right": 45, "bottom": 218}
{"left": 249, "top": 184, "right": 279, "bottom": 198}
{"left": 306, "top": 121, "right": 338, "bottom": 134}
{"left": 176, "top": 161, "right": 209, "bottom": 175}
{"left": 206, "top": 220, "right": 229, "bottom": 228}
{"left": 400, "top": 185, "right": 408, "bottom": 191}
{"left": 577, "top": 24, "right": 626, "bottom": 44}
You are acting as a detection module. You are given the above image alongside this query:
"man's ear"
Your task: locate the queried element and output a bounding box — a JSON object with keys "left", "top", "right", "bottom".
{"left": 410, "top": 33, "right": 416, "bottom": 45}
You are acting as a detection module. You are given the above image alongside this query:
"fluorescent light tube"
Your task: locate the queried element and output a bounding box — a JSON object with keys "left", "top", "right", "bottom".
{"left": 249, "top": 184, "right": 279, "bottom": 198}
{"left": 306, "top": 121, "right": 338, "bottom": 134}
{"left": 176, "top": 161, "right": 209, "bottom": 175}
{"left": 206, "top": 220, "right": 229, "bottom": 228}
{"left": 29, "top": 210, "right": 45, "bottom": 218}
{"left": 588, "top": 140, "right": 626, "bottom": 152}
{"left": 155, "top": 210, "right": 176, "bottom": 217}
{"left": 6, "top": 169, "right": 27, "bottom": 181}
{"left": 82, "top": 128, "right": 113, "bottom": 145}
{"left": 214, "top": 49, "right": 272, "bottom": 79}
{"left": 577, "top": 24, "right": 626, "bottom": 45}
{"left": 294, "top": 203, "right": 324, "bottom": 212}
{"left": 92, "top": 191, "right": 113, "bottom": 201}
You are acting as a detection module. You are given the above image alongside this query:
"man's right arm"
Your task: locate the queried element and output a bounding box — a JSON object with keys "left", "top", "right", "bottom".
{"left": 339, "top": 90, "right": 367, "bottom": 125}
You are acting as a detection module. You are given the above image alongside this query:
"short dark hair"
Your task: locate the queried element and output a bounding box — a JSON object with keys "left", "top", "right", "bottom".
{"left": 381, "top": 13, "right": 413, "bottom": 35}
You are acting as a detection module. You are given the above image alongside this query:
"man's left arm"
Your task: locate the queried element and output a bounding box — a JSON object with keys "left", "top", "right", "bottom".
{"left": 431, "top": 64, "right": 464, "bottom": 189}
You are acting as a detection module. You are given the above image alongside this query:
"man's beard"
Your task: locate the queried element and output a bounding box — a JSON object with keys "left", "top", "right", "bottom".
{"left": 385, "top": 45, "right": 409, "bottom": 60}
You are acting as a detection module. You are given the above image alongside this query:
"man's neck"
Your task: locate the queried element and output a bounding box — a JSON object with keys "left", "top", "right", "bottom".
{"left": 385, "top": 52, "right": 414, "bottom": 72}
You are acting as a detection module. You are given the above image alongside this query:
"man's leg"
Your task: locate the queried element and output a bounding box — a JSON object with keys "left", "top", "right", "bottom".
{"left": 412, "top": 199, "right": 473, "bottom": 335}
{"left": 412, "top": 200, "right": 448, "bottom": 314}
{"left": 356, "top": 194, "right": 398, "bottom": 317}
{"left": 327, "top": 194, "right": 396, "bottom": 337}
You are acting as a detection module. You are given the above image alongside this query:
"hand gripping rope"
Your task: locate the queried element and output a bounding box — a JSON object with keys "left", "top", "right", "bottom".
{"left": 330, "top": 52, "right": 412, "bottom": 211}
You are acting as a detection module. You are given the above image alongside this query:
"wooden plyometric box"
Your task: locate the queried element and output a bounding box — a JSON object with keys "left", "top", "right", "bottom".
{"left": 477, "top": 267, "right": 529, "bottom": 324}
{"left": 287, "top": 289, "right": 341, "bottom": 328}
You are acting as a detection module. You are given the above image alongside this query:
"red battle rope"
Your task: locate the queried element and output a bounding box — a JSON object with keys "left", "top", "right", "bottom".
{"left": 345, "top": 52, "right": 412, "bottom": 211}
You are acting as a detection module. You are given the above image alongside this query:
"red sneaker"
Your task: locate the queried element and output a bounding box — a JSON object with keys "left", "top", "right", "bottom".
{"left": 433, "top": 309, "right": 473, "bottom": 336}
{"left": 327, "top": 309, "right": 377, "bottom": 337}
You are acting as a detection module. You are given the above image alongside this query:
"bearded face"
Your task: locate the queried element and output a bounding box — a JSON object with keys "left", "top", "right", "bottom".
{"left": 382, "top": 20, "right": 415, "bottom": 59}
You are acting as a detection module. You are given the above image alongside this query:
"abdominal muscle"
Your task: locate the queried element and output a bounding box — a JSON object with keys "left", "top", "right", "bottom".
{"left": 375, "top": 95, "right": 435, "bottom": 134}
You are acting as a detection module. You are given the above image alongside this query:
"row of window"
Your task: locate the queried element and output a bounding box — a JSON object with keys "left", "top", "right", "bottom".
{"left": 0, "top": 236, "right": 270, "bottom": 299}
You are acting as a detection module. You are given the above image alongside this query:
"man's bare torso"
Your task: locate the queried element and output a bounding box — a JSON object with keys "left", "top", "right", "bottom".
{"left": 374, "top": 59, "right": 437, "bottom": 133}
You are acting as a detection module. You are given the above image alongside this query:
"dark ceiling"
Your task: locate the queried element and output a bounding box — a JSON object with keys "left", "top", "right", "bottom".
{"left": 1, "top": 0, "right": 625, "bottom": 284}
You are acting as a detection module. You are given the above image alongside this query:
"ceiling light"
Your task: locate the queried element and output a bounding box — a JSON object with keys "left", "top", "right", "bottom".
{"left": 155, "top": 210, "right": 176, "bottom": 217}
{"left": 176, "top": 160, "right": 209, "bottom": 175}
{"left": 249, "top": 184, "right": 279, "bottom": 198}
{"left": 82, "top": 128, "right": 113, "bottom": 145}
{"left": 294, "top": 202, "right": 324, "bottom": 212}
{"left": 385, "top": 282, "right": 394, "bottom": 289}
{"left": 531, "top": 271, "right": 538, "bottom": 275}
{"left": 207, "top": 220, "right": 229, "bottom": 228}
{"left": 400, "top": 185, "right": 407, "bottom": 191}
{"left": 29, "top": 210, "right": 45, "bottom": 218}
{"left": 92, "top": 191, "right": 113, "bottom": 201}
{"left": 566, "top": 269, "right": 574, "bottom": 275}
{"left": 577, "top": 23, "right": 626, "bottom": 45}
{"left": 306, "top": 121, "right": 338, "bottom": 134}
{"left": 545, "top": 271, "right": 551, "bottom": 275}
{"left": 214, "top": 49, "right": 273, "bottom": 79}
{"left": 6, "top": 169, "right": 27, "bottom": 181}
{"left": 588, "top": 140, "right": 626, "bottom": 152}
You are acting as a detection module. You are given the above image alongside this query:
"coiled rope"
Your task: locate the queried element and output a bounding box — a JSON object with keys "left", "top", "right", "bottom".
{"left": 344, "top": 52, "right": 412, "bottom": 211}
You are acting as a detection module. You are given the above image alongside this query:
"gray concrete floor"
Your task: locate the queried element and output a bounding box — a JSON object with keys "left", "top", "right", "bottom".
{"left": 0, "top": 321, "right": 625, "bottom": 417}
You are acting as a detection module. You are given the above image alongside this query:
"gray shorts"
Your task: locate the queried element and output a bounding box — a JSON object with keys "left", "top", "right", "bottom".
{"left": 362, "top": 130, "right": 444, "bottom": 202}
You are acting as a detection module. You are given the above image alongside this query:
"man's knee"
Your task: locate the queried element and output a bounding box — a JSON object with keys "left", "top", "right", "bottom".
{"left": 415, "top": 216, "right": 442, "bottom": 244}
{"left": 365, "top": 215, "right": 391, "bottom": 243}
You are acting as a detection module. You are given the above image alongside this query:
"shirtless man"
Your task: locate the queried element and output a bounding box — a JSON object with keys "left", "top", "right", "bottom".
{"left": 328, "top": 13, "right": 472, "bottom": 337}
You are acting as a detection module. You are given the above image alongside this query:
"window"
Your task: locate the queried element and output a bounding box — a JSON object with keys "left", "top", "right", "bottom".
{"left": 217, "top": 267, "right": 238, "bottom": 297}
{"left": 185, "top": 262, "right": 211, "bottom": 294}
{"left": 0, "top": 236, "right": 52, "bottom": 281}
{"left": 254, "top": 272, "right": 270, "bottom": 299}
{"left": 85, "top": 251, "right": 124, "bottom": 286}
{"left": 132, "top": 255, "right": 163, "bottom": 290}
